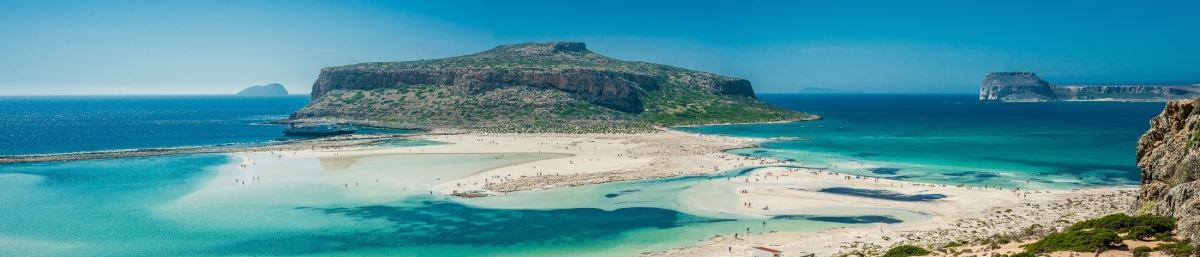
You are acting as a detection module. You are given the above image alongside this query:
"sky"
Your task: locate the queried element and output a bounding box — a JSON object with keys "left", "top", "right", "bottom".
{"left": 1, "top": 0, "right": 1197, "bottom": 95}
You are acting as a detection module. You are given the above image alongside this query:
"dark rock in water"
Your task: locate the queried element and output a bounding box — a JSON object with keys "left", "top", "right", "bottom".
{"left": 980, "top": 72, "right": 1200, "bottom": 102}
{"left": 1132, "top": 99, "right": 1200, "bottom": 245}
{"left": 237, "top": 83, "right": 289, "bottom": 96}
{"left": 604, "top": 194, "right": 620, "bottom": 198}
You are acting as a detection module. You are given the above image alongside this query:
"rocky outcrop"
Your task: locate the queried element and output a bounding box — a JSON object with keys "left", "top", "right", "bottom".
{"left": 309, "top": 67, "right": 659, "bottom": 113}
{"left": 1132, "top": 99, "right": 1200, "bottom": 245}
{"left": 980, "top": 72, "right": 1200, "bottom": 102}
{"left": 290, "top": 42, "right": 812, "bottom": 131}
{"left": 236, "top": 83, "right": 289, "bottom": 96}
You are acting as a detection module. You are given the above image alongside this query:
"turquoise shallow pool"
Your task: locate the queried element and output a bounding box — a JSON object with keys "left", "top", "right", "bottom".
{"left": 678, "top": 94, "right": 1163, "bottom": 189}
{"left": 0, "top": 153, "right": 925, "bottom": 256}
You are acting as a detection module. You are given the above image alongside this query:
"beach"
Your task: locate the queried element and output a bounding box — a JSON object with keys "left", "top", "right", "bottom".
{"left": 207, "top": 129, "right": 1136, "bottom": 256}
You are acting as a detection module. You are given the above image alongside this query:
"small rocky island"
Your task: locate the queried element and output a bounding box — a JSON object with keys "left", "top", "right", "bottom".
{"left": 288, "top": 42, "right": 813, "bottom": 132}
{"left": 236, "top": 83, "right": 289, "bottom": 96}
{"left": 979, "top": 72, "right": 1200, "bottom": 102}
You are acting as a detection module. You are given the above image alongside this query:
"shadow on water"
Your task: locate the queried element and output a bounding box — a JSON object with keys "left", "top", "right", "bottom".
{"left": 809, "top": 187, "right": 946, "bottom": 202}
{"left": 772, "top": 215, "right": 903, "bottom": 224}
{"left": 867, "top": 167, "right": 900, "bottom": 175}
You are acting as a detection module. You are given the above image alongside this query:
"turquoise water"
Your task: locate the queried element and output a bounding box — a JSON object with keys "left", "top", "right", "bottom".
{"left": 0, "top": 153, "right": 925, "bottom": 256}
{"left": 679, "top": 94, "right": 1165, "bottom": 189}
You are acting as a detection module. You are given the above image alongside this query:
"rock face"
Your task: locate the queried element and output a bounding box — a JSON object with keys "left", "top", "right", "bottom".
{"left": 980, "top": 72, "right": 1200, "bottom": 102}
{"left": 1132, "top": 99, "right": 1200, "bottom": 245}
{"left": 236, "top": 83, "right": 289, "bottom": 96}
{"left": 291, "top": 42, "right": 812, "bottom": 132}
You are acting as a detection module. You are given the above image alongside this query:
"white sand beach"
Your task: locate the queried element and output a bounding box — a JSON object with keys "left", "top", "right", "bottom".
{"left": 210, "top": 130, "right": 1134, "bottom": 257}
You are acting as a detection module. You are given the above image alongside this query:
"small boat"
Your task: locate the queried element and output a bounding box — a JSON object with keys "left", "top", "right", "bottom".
{"left": 283, "top": 123, "right": 357, "bottom": 136}
{"left": 818, "top": 125, "right": 823, "bottom": 128}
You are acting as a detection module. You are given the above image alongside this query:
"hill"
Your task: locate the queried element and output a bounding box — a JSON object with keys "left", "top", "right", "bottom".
{"left": 236, "top": 83, "right": 289, "bottom": 96}
{"left": 979, "top": 72, "right": 1200, "bottom": 102}
{"left": 289, "top": 42, "right": 814, "bottom": 132}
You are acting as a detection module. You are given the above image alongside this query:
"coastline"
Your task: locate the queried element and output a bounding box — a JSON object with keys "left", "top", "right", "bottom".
{"left": 2, "top": 121, "right": 1142, "bottom": 256}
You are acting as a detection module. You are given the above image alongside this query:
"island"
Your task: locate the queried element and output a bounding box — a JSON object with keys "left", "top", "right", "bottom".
{"left": 287, "top": 42, "right": 814, "bottom": 132}
{"left": 236, "top": 83, "right": 289, "bottom": 96}
{"left": 979, "top": 71, "right": 1200, "bottom": 102}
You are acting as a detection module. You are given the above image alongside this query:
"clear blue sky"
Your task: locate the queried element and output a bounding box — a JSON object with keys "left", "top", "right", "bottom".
{"left": 1, "top": 0, "right": 1197, "bottom": 95}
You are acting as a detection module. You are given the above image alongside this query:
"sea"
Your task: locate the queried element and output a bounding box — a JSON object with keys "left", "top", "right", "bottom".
{"left": 0, "top": 95, "right": 414, "bottom": 156}
{"left": 0, "top": 94, "right": 1166, "bottom": 256}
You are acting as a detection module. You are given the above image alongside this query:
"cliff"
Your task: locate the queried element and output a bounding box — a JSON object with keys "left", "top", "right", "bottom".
{"left": 290, "top": 42, "right": 812, "bottom": 132}
{"left": 1132, "top": 99, "right": 1200, "bottom": 246}
{"left": 236, "top": 83, "right": 289, "bottom": 96}
{"left": 979, "top": 72, "right": 1200, "bottom": 102}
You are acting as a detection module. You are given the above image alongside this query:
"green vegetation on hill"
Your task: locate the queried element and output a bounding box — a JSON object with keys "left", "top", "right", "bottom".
{"left": 882, "top": 245, "right": 931, "bottom": 257}
{"left": 291, "top": 42, "right": 813, "bottom": 132}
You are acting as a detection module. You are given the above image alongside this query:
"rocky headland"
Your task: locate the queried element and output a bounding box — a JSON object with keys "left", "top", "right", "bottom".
{"left": 236, "top": 83, "right": 289, "bottom": 96}
{"left": 980, "top": 72, "right": 1200, "bottom": 102}
{"left": 289, "top": 42, "right": 814, "bottom": 132}
{"left": 1133, "top": 99, "right": 1200, "bottom": 246}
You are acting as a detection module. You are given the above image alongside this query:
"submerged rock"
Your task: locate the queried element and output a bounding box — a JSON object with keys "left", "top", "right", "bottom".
{"left": 1132, "top": 99, "right": 1200, "bottom": 245}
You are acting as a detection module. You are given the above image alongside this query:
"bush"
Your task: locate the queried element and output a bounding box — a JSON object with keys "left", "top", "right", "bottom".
{"left": 883, "top": 245, "right": 931, "bottom": 257}
{"left": 1010, "top": 252, "right": 1036, "bottom": 257}
{"left": 1069, "top": 214, "right": 1175, "bottom": 234}
{"left": 1023, "top": 228, "right": 1122, "bottom": 252}
{"left": 1132, "top": 246, "right": 1152, "bottom": 257}
{"left": 1125, "top": 225, "right": 1156, "bottom": 241}
{"left": 1155, "top": 242, "right": 1197, "bottom": 257}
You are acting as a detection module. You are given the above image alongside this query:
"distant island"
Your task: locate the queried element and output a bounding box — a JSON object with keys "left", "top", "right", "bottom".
{"left": 236, "top": 83, "right": 289, "bottom": 96}
{"left": 796, "top": 87, "right": 862, "bottom": 94}
{"left": 979, "top": 72, "right": 1200, "bottom": 102}
{"left": 288, "top": 42, "right": 815, "bottom": 132}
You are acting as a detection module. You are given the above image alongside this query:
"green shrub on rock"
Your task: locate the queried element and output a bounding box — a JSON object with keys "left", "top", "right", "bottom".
{"left": 883, "top": 245, "right": 931, "bottom": 257}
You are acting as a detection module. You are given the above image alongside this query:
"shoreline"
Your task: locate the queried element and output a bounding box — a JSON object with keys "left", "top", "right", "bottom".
{"left": 0, "top": 133, "right": 418, "bottom": 164}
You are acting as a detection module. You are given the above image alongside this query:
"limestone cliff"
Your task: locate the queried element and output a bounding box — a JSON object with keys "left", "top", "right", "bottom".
{"left": 980, "top": 72, "right": 1200, "bottom": 102}
{"left": 291, "top": 42, "right": 812, "bottom": 132}
{"left": 1133, "top": 99, "right": 1200, "bottom": 245}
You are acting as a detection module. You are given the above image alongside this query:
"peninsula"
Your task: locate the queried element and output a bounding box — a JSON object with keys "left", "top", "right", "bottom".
{"left": 979, "top": 72, "right": 1200, "bottom": 102}
{"left": 288, "top": 42, "right": 813, "bottom": 132}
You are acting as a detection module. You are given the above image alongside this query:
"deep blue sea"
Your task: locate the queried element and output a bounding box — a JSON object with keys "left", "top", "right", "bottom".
{"left": 680, "top": 94, "right": 1166, "bottom": 188}
{"left": 0, "top": 95, "right": 413, "bottom": 156}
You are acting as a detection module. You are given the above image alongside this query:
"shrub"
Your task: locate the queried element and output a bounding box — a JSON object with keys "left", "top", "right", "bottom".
{"left": 1132, "top": 246, "right": 1152, "bottom": 257}
{"left": 1155, "top": 242, "right": 1196, "bottom": 257}
{"left": 883, "top": 245, "right": 931, "bottom": 257}
{"left": 1069, "top": 214, "right": 1175, "bottom": 234}
{"left": 1010, "top": 252, "right": 1036, "bottom": 257}
{"left": 1124, "top": 225, "right": 1155, "bottom": 241}
{"left": 1023, "top": 228, "right": 1121, "bottom": 252}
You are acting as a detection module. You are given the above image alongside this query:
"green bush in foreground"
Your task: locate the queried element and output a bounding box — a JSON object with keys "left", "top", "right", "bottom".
{"left": 1124, "top": 225, "right": 1156, "bottom": 241}
{"left": 1155, "top": 242, "right": 1197, "bottom": 257}
{"left": 1132, "top": 246, "right": 1153, "bottom": 257}
{"left": 883, "top": 245, "right": 930, "bottom": 257}
{"left": 1069, "top": 213, "right": 1175, "bottom": 234}
{"left": 1009, "top": 251, "right": 1036, "bottom": 257}
{"left": 1022, "top": 228, "right": 1122, "bottom": 252}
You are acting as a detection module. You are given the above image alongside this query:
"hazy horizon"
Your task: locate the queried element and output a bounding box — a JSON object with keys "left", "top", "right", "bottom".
{"left": 2, "top": 0, "right": 1198, "bottom": 95}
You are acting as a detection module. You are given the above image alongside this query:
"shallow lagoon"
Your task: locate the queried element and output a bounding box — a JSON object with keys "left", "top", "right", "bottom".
{"left": 0, "top": 151, "right": 926, "bottom": 256}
